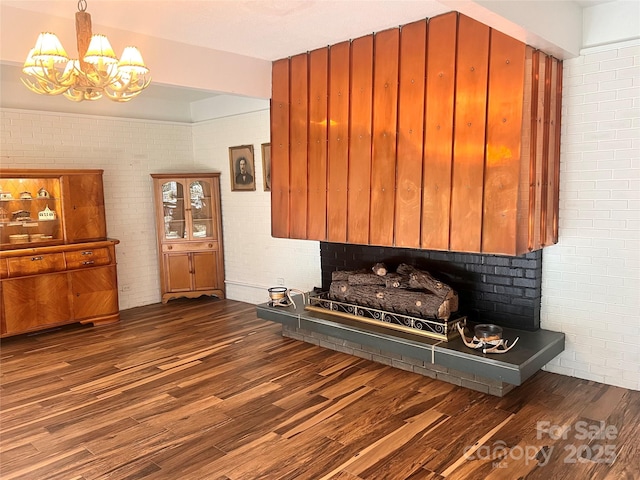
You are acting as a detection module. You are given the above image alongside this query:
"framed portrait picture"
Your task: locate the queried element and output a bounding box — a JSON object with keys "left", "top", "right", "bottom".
{"left": 261, "top": 143, "right": 271, "bottom": 192}
{"left": 229, "top": 145, "right": 256, "bottom": 191}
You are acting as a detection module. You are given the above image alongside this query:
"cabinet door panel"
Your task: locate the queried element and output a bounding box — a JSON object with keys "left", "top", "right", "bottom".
{"left": 189, "top": 179, "right": 216, "bottom": 240}
{"left": 63, "top": 173, "right": 107, "bottom": 242}
{"left": 165, "top": 253, "right": 192, "bottom": 292}
{"left": 192, "top": 252, "right": 218, "bottom": 291}
{"left": 159, "top": 179, "right": 187, "bottom": 240}
{"left": 3, "top": 274, "right": 72, "bottom": 333}
{"left": 70, "top": 266, "right": 118, "bottom": 320}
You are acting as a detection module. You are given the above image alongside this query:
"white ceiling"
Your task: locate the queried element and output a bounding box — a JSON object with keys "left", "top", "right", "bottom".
{"left": 3, "top": 1, "right": 458, "bottom": 61}
{"left": 2, "top": 0, "right": 616, "bottom": 61}
{"left": 0, "top": 0, "right": 619, "bottom": 121}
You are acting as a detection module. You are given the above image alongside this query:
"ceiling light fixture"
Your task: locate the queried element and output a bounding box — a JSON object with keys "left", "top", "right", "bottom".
{"left": 21, "top": 0, "right": 151, "bottom": 102}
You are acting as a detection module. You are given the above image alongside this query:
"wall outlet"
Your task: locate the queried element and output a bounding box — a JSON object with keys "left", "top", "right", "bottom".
{"left": 120, "top": 284, "right": 131, "bottom": 292}
{"left": 277, "top": 277, "right": 285, "bottom": 286}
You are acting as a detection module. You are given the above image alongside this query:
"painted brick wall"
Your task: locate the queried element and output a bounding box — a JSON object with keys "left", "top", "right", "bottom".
{"left": 541, "top": 39, "right": 640, "bottom": 391}
{"left": 192, "top": 111, "right": 321, "bottom": 304}
{"left": 0, "top": 108, "right": 321, "bottom": 310}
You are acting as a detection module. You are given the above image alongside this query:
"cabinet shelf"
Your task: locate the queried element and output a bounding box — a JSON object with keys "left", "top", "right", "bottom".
{"left": 1, "top": 219, "right": 59, "bottom": 227}
{"left": 0, "top": 197, "right": 58, "bottom": 203}
{"left": 1, "top": 239, "right": 57, "bottom": 248}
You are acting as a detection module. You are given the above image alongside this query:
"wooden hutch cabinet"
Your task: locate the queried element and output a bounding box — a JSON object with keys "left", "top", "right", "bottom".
{"left": 0, "top": 169, "right": 119, "bottom": 337}
{"left": 151, "top": 173, "right": 225, "bottom": 303}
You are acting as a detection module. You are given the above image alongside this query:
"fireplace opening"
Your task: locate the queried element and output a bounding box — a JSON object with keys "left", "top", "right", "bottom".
{"left": 320, "top": 242, "right": 542, "bottom": 331}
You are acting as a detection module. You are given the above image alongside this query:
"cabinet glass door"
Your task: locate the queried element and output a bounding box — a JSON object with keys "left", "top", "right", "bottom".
{"left": 0, "top": 176, "right": 63, "bottom": 248}
{"left": 161, "top": 181, "right": 186, "bottom": 240}
{"left": 189, "top": 180, "right": 215, "bottom": 240}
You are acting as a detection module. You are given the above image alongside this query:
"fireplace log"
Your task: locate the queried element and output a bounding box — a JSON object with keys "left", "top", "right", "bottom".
{"left": 372, "top": 262, "right": 387, "bottom": 276}
{"left": 348, "top": 272, "right": 387, "bottom": 286}
{"left": 397, "top": 263, "right": 454, "bottom": 299}
{"left": 329, "top": 281, "right": 349, "bottom": 296}
{"left": 329, "top": 284, "right": 453, "bottom": 319}
{"left": 384, "top": 273, "right": 411, "bottom": 289}
{"left": 331, "top": 269, "right": 367, "bottom": 282}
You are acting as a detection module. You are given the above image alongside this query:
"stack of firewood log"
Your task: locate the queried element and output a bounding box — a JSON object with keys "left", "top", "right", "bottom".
{"left": 328, "top": 263, "right": 458, "bottom": 320}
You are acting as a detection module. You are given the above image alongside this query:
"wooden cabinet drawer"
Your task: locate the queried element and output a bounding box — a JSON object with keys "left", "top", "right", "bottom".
{"left": 7, "top": 253, "right": 65, "bottom": 277}
{"left": 162, "top": 241, "right": 217, "bottom": 253}
{"left": 65, "top": 247, "right": 112, "bottom": 269}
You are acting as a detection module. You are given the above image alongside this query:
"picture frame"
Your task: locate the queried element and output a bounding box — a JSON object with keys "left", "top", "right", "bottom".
{"left": 261, "top": 143, "right": 271, "bottom": 192}
{"left": 229, "top": 145, "right": 256, "bottom": 191}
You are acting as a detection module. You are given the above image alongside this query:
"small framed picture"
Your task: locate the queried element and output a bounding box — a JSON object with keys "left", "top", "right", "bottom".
{"left": 229, "top": 145, "right": 256, "bottom": 191}
{"left": 261, "top": 143, "right": 271, "bottom": 192}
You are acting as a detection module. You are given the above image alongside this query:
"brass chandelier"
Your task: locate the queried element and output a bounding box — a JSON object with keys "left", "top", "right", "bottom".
{"left": 21, "top": 0, "right": 151, "bottom": 102}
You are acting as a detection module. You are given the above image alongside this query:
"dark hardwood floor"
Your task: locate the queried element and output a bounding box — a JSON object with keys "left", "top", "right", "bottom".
{"left": 1, "top": 297, "right": 638, "bottom": 480}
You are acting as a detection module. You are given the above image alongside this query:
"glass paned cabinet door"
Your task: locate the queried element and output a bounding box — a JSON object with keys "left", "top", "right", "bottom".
{"left": 161, "top": 181, "right": 186, "bottom": 239}
{"left": 189, "top": 180, "right": 214, "bottom": 239}
{"left": 0, "top": 176, "right": 63, "bottom": 248}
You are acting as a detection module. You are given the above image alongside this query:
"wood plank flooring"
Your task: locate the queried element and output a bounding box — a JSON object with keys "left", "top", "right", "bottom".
{"left": 1, "top": 297, "right": 638, "bottom": 479}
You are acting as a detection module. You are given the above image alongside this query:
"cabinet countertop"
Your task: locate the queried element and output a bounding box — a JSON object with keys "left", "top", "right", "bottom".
{"left": 0, "top": 238, "right": 120, "bottom": 259}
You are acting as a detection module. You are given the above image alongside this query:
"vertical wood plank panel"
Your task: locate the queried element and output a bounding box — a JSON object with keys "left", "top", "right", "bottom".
{"left": 308, "top": 47, "right": 329, "bottom": 240}
{"left": 289, "top": 53, "right": 309, "bottom": 239}
{"left": 327, "top": 41, "right": 351, "bottom": 243}
{"left": 544, "top": 57, "right": 560, "bottom": 246}
{"left": 481, "top": 30, "right": 526, "bottom": 255}
{"left": 270, "top": 58, "right": 290, "bottom": 238}
{"left": 551, "top": 60, "right": 563, "bottom": 245}
{"left": 536, "top": 53, "right": 551, "bottom": 248}
{"left": 450, "top": 15, "right": 490, "bottom": 253}
{"left": 532, "top": 51, "right": 547, "bottom": 251}
{"left": 370, "top": 28, "right": 399, "bottom": 246}
{"left": 422, "top": 12, "right": 457, "bottom": 251}
{"left": 347, "top": 35, "right": 374, "bottom": 245}
{"left": 270, "top": 17, "right": 561, "bottom": 254}
{"left": 519, "top": 47, "right": 535, "bottom": 254}
{"left": 395, "top": 20, "right": 426, "bottom": 248}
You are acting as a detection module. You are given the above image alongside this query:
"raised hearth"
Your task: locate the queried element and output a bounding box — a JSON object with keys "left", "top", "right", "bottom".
{"left": 256, "top": 296, "right": 564, "bottom": 397}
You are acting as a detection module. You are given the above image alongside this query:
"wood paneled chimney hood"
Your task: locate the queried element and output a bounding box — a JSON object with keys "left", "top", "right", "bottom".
{"left": 269, "top": 12, "right": 562, "bottom": 256}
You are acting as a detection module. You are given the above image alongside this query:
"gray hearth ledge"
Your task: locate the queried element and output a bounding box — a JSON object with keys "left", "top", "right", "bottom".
{"left": 256, "top": 295, "right": 564, "bottom": 396}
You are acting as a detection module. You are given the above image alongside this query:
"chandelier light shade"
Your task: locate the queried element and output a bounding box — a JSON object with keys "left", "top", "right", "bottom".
{"left": 21, "top": 0, "right": 151, "bottom": 102}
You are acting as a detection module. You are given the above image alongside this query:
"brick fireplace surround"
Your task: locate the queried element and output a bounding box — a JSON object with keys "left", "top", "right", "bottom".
{"left": 256, "top": 243, "right": 565, "bottom": 397}
{"left": 320, "top": 243, "right": 543, "bottom": 331}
